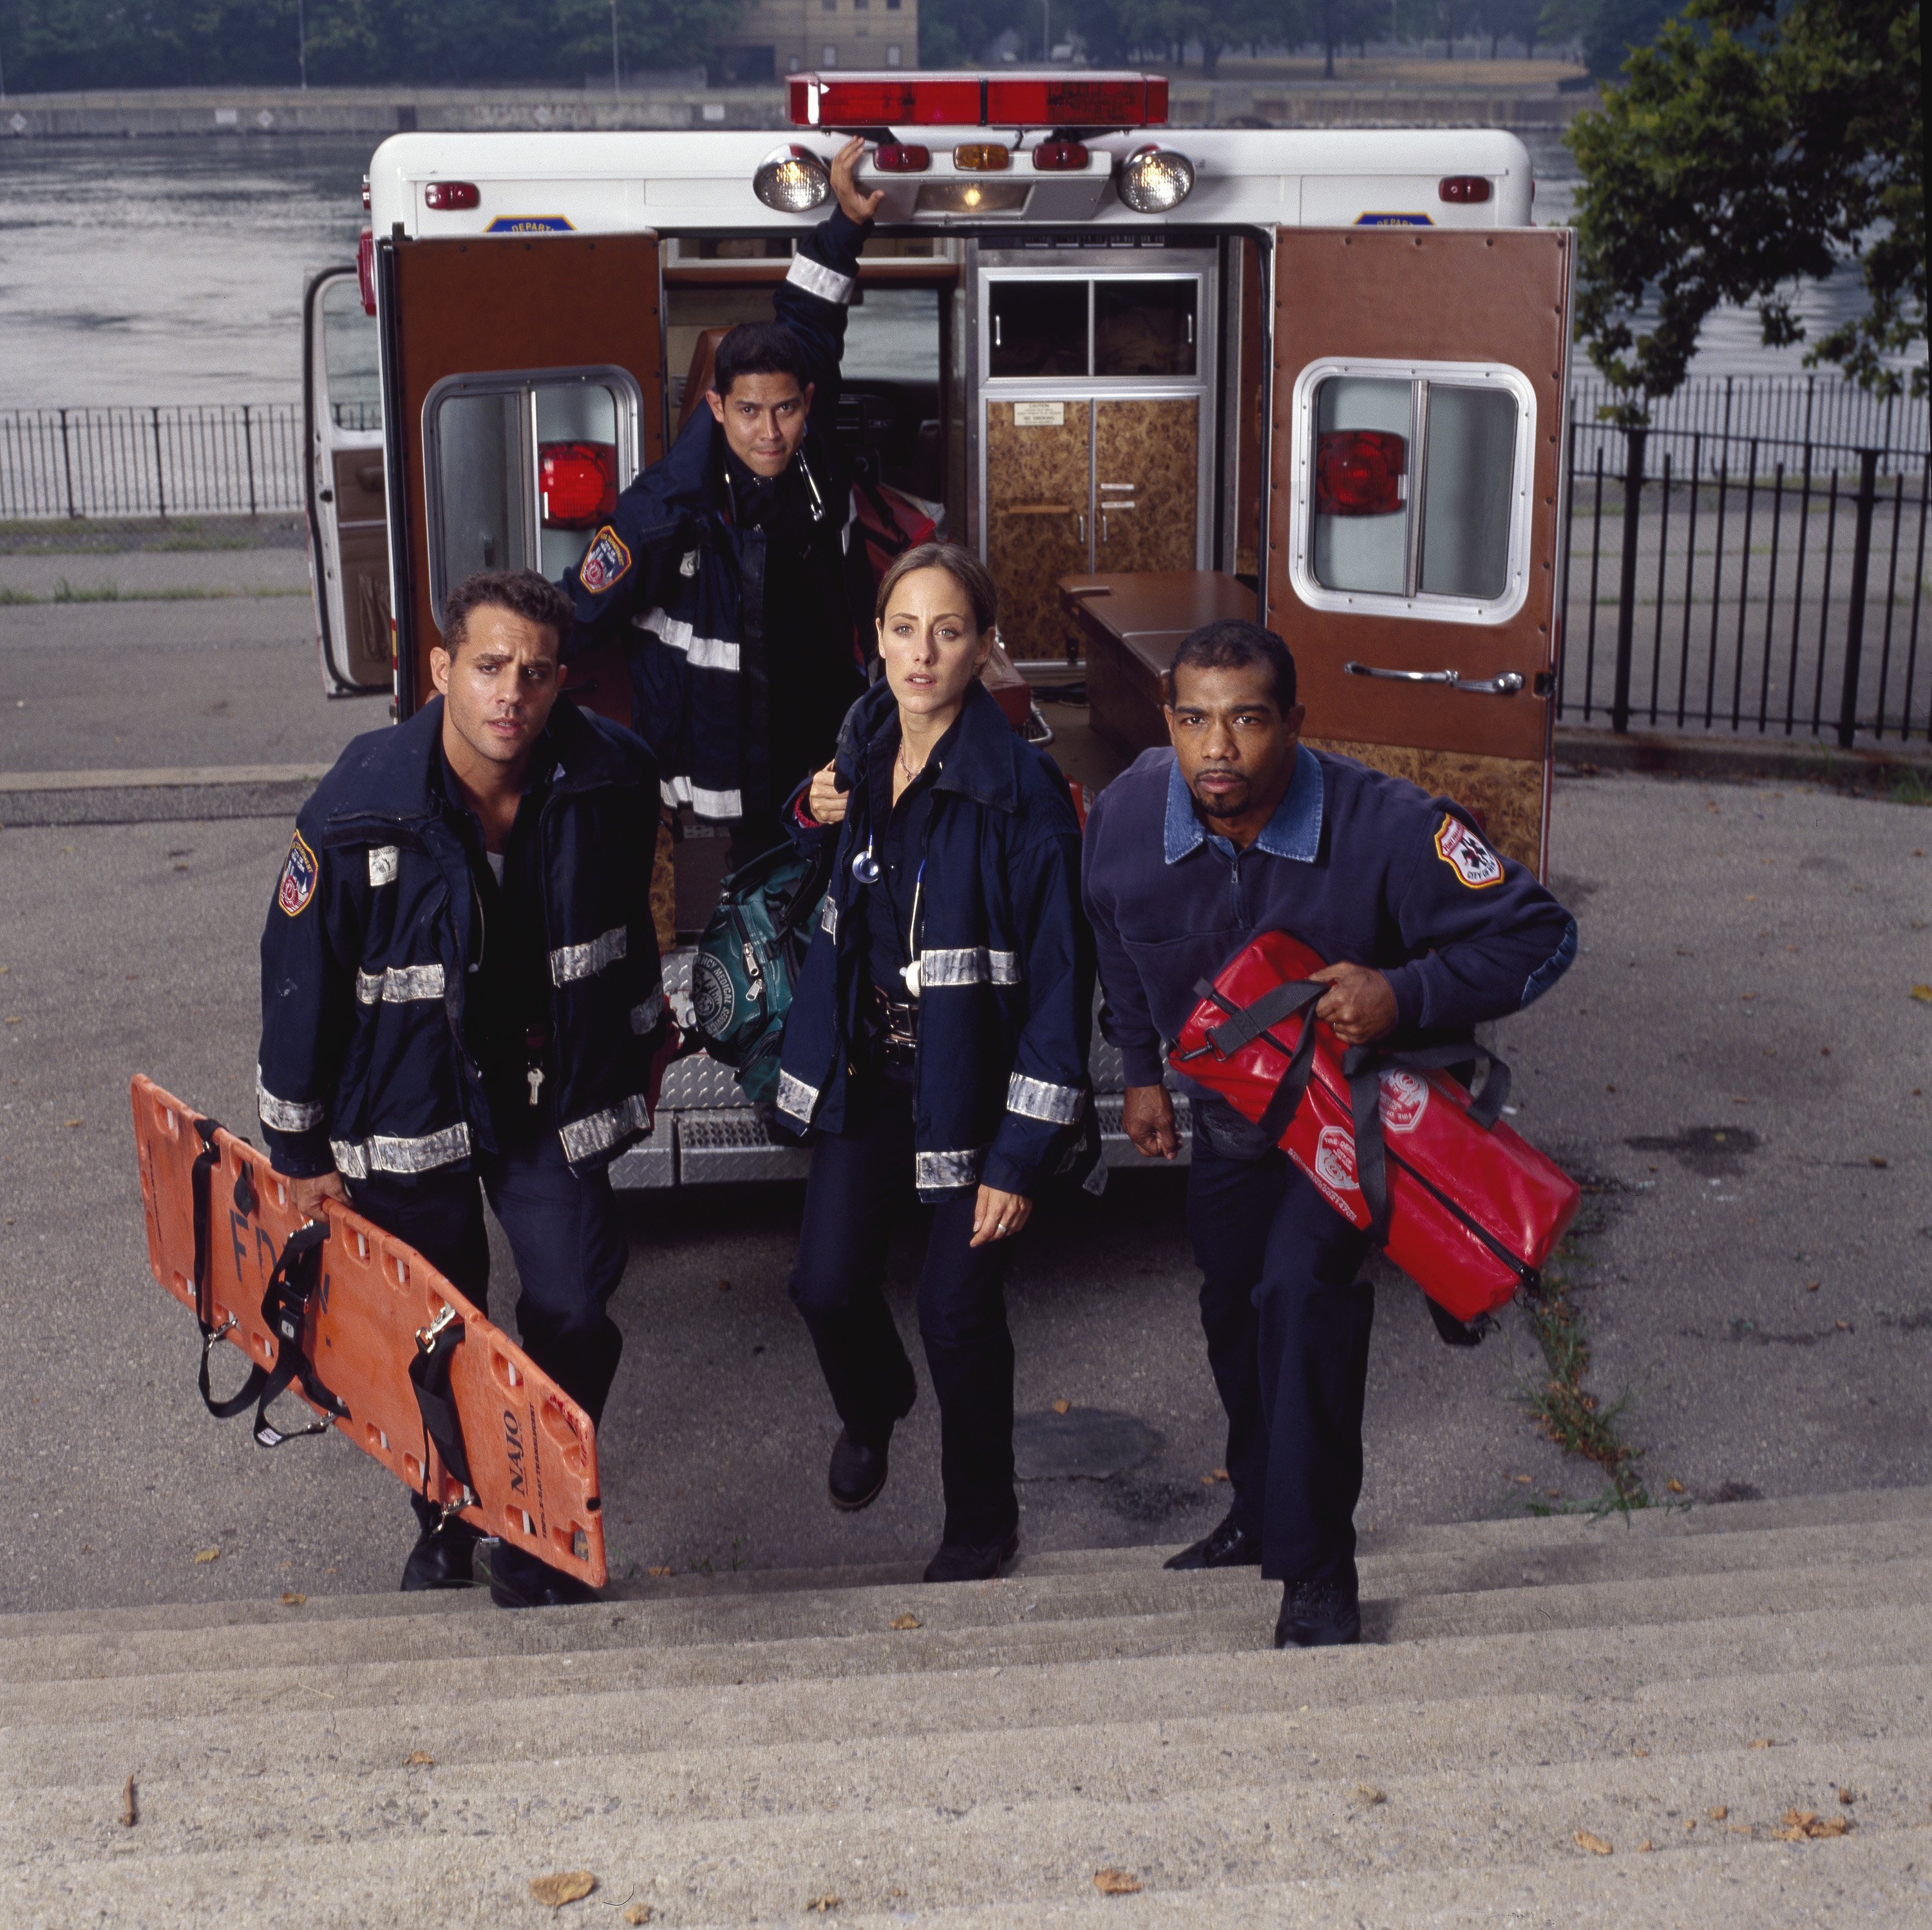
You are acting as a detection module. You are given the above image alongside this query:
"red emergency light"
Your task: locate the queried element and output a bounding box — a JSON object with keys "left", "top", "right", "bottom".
{"left": 540, "top": 441, "right": 618, "bottom": 529}
{"left": 424, "top": 180, "right": 480, "bottom": 211}
{"left": 873, "top": 144, "right": 932, "bottom": 173}
{"left": 1030, "top": 138, "right": 1090, "bottom": 172}
{"left": 788, "top": 71, "right": 1166, "bottom": 130}
{"left": 1316, "top": 430, "right": 1406, "bottom": 516}
{"left": 1439, "top": 176, "right": 1492, "bottom": 203}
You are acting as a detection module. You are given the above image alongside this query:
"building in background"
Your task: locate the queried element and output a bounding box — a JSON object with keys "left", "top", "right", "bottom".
{"left": 709, "top": 0, "right": 918, "bottom": 82}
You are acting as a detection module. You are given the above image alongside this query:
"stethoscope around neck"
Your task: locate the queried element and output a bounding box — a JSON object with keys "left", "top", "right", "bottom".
{"left": 850, "top": 824, "right": 928, "bottom": 998}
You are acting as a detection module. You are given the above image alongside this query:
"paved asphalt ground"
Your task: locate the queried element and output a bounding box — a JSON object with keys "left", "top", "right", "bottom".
{"left": 0, "top": 547, "right": 1927, "bottom": 1614}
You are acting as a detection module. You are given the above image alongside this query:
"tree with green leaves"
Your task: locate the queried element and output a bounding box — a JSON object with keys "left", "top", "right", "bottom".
{"left": 1568, "top": 0, "right": 1924, "bottom": 410}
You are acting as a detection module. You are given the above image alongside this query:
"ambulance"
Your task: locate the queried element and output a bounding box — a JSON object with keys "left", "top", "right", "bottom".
{"left": 301, "top": 71, "right": 1573, "bottom": 1189}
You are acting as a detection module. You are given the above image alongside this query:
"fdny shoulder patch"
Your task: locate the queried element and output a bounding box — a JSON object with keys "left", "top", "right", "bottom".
{"left": 1434, "top": 815, "right": 1503, "bottom": 890}
{"left": 278, "top": 831, "right": 319, "bottom": 916}
{"left": 577, "top": 525, "right": 632, "bottom": 596}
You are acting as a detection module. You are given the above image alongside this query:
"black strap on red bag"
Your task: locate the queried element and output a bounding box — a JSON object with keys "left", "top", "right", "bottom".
{"left": 1173, "top": 977, "right": 1329, "bottom": 1144}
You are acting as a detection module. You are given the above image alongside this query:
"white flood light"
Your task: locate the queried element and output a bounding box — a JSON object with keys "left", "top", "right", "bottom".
{"left": 753, "top": 145, "right": 832, "bottom": 213}
{"left": 1117, "top": 146, "right": 1195, "bottom": 214}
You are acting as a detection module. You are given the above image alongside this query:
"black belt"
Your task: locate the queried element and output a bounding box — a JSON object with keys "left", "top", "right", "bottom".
{"left": 871, "top": 985, "right": 918, "bottom": 1065}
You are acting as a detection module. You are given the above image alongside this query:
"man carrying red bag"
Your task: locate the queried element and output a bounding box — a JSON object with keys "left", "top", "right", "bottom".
{"left": 1081, "top": 621, "right": 1576, "bottom": 1648}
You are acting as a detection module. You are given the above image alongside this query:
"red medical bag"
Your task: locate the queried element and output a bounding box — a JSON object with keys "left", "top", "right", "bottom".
{"left": 1171, "top": 931, "right": 1580, "bottom": 1327}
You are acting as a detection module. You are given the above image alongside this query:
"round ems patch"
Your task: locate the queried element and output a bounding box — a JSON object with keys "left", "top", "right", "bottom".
{"left": 1434, "top": 815, "right": 1503, "bottom": 889}
{"left": 691, "top": 951, "right": 735, "bottom": 1040}
{"left": 1378, "top": 1068, "right": 1430, "bottom": 1133}
{"left": 278, "top": 831, "right": 318, "bottom": 916}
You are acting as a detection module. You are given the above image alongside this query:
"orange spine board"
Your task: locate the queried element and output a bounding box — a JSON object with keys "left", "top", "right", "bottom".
{"left": 129, "top": 1075, "right": 606, "bottom": 1587}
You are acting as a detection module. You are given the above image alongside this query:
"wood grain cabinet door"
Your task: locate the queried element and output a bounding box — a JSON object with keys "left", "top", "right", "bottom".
{"left": 1095, "top": 397, "right": 1199, "bottom": 573}
{"left": 985, "top": 398, "right": 1091, "bottom": 659}
{"left": 1264, "top": 226, "right": 1573, "bottom": 874}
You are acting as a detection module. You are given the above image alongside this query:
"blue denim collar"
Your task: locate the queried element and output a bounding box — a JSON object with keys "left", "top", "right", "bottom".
{"left": 1162, "top": 744, "right": 1324, "bottom": 865}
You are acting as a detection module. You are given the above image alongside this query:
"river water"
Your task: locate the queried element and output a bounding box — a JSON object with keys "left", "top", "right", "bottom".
{"left": 0, "top": 130, "right": 1895, "bottom": 410}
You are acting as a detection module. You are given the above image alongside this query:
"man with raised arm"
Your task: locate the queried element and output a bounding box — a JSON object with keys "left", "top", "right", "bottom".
{"left": 1081, "top": 620, "right": 1575, "bottom": 1648}
{"left": 561, "top": 138, "right": 885, "bottom": 862}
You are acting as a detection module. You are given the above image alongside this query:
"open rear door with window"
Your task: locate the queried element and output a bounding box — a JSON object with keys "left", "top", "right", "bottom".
{"left": 375, "top": 232, "right": 666, "bottom": 721}
{"left": 1264, "top": 227, "right": 1571, "bottom": 874}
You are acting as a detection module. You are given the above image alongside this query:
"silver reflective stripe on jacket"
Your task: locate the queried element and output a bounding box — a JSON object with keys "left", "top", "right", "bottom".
{"left": 329, "top": 1121, "right": 472, "bottom": 1180}
{"left": 551, "top": 925, "right": 627, "bottom": 987}
{"left": 354, "top": 962, "right": 446, "bottom": 1005}
{"left": 630, "top": 987, "right": 666, "bottom": 1034}
{"left": 660, "top": 773, "right": 744, "bottom": 820}
{"left": 1006, "top": 1071, "right": 1084, "bottom": 1126}
{"left": 918, "top": 947, "right": 1022, "bottom": 989}
{"left": 558, "top": 1092, "right": 651, "bottom": 1164}
{"left": 256, "top": 1068, "right": 325, "bottom": 1134}
{"left": 634, "top": 607, "right": 741, "bottom": 674}
{"left": 367, "top": 846, "right": 399, "bottom": 887}
{"left": 786, "top": 252, "right": 857, "bottom": 305}
{"left": 777, "top": 1070, "right": 821, "bottom": 1126}
{"left": 915, "top": 1146, "right": 987, "bottom": 1191}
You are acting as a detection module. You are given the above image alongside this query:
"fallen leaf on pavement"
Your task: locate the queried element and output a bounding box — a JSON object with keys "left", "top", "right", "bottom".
{"left": 1748, "top": 1737, "right": 1773, "bottom": 1748}
{"left": 279, "top": 1591, "right": 306, "bottom": 1606}
{"left": 622, "top": 1908, "right": 654, "bottom": 1925}
{"left": 1575, "top": 1831, "right": 1613, "bottom": 1855}
{"left": 645, "top": 1566, "right": 673, "bottom": 1578}
{"left": 889, "top": 1613, "right": 921, "bottom": 1631}
{"left": 1093, "top": 1869, "right": 1143, "bottom": 1895}
{"left": 1684, "top": 1820, "right": 1697, "bottom": 1832}
{"left": 805, "top": 1895, "right": 841, "bottom": 1913}
{"left": 1353, "top": 1783, "right": 1386, "bottom": 1806}
{"left": 405, "top": 1751, "right": 435, "bottom": 1766}
{"left": 529, "top": 1871, "right": 596, "bottom": 1908}
{"left": 1634, "top": 1839, "right": 1654, "bottom": 1853}
{"left": 1911, "top": 985, "right": 1932, "bottom": 1003}
{"left": 1631, "top": 1746, "right": 1650, "bottom": 1757}
{"left": 1666, "top": 1479, "right": 1685, "bottom": 1493}
{"left": 1774, "top": 1809, "right": 1850, "bottom": 1841}
{"left": 192, "top": 1547, "right": 219, "bottom": 1564}
{"left": 1052, "top": 1398, "right": 1070, "bottom": 1414}
{"left": 120, "top": 1774, "right": 137, "bottom": 1828}
{"left": 1709, "top": 1806, "right": 1728, "bottom": 1821}
{"left": 1838, "top": 1787, "right": 1855, "bottom": 1806}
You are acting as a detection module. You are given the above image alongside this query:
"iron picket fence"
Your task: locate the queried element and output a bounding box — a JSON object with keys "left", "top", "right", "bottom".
{"left": 1558, "top": 383, "right": 1931, "bottom": 744}
{"left": 0, "top": 404, "right": 307, "bottom": 521}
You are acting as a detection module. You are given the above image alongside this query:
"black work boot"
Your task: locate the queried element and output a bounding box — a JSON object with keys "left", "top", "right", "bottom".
{"left": 1164, "top": 1508, "right": 1262, "bottom": 1571}
{"left": 827, "top": 1381, "right": 918, "bottom": 1512}
{"left": 487, "top": 1541, "right": 601, "bottom": 1610}
{"left": 1273, "top": 1573, "right": 1362, "bottom": 1649}
{"left": 923, "top": 1526, "right": 1019, "bottom": 1584}
{"left": 401, "top": 1499, "right": 481, "bottom": 1592}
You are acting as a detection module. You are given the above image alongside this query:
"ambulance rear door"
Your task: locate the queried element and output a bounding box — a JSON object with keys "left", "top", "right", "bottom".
{"left": 374, "top": 231, "right": 667, "bottom": 722}
{"left": 1264, "top": 226, "right": 1572, "bottom": 874}
{"left": 303, "top": 265, "right": 392, "bottom": 694}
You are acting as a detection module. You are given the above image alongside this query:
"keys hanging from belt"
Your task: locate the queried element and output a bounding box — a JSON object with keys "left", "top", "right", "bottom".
{"left": 522, "top": 1025, "right": 552, "bottom": 1107}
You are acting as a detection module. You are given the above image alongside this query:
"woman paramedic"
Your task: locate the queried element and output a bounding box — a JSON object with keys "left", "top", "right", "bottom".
{"left": 774, "top": 542, "right": 1097, "bottom": 1583}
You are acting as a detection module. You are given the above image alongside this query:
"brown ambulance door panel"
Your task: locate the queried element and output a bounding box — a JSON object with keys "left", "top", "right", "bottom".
{"left": 1264, "top": 227, "right": 1571, "bottom": 874}
{"left": 985, "top": 399, "right": 1091, "bottom": 659}
{"left": 379, "top": 232, "right": 666, "bottom": 723}
{"left": 1094, "top": 398, "right": 1198, "bottom": 574}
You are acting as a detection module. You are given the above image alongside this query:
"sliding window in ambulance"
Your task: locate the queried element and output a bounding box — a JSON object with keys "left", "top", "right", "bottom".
{"left": 420, "top": 368, "right": 644, "bottom": 628}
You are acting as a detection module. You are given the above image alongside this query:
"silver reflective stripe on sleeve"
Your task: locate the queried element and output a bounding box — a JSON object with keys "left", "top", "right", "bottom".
{"left": 819, "top": 895, "right": 838, "bottom": 938}
{"left": 558, "top": 1093, "right": 652, "bottom": 1164}
{"left": 329, "top": 1121, "right": 472, "bottom": 1180}
{"left": 634, "top": 607, "right": 740, "bottom": 674}
{"left": 367, "top": 846, "right": 399, "bottom": 887}
{"left": 786, "top": 252, "right": 857, "bottom": 306}
{"left": 776, "top": 1070, "right": 820, "bottom": 1125}
{"left": 630, "top": 987, "right": 666, "bottom": 1034}
{"left": 1007, "top": 1071, "right": 1084, "bottom": 1126}
{"left": 256, "top": 1068, "right": 325, "bottom": 1135}
{"left": 915, "top": 1146, "right": 987, "bottom": 1191}
{"left": 660, "top": 774, "right": 745, "bottom": 820}
{"left": 354, "top": 962, "right": 446, "bottom": 1005}
{"left": 551, "top": 925, "right": 627, "bottom": 987}
{"left": 918, "top": 947, "right": 1024, "bottom": 989}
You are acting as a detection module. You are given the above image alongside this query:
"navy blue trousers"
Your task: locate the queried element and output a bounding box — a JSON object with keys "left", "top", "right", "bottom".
{"left": 790, "top": 1067, "right": 1017, "bottom": 1547}
{"left": 349, "top": 1126, "right": 628, "bottom": 1562}
{"left": 1186, "top": 1137, "right": 1375, "bottom": 1587}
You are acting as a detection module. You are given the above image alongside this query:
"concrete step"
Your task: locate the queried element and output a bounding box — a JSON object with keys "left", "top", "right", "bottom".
{"left": 8, "top": 1732, "right": 1923, "bottom": 1929}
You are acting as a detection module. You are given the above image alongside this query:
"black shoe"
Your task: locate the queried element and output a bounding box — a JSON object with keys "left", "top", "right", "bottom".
{"left": 487, "top": 1545, "right": 601, "bottom": 1610}
{"left": 1273, "top": 1576, "right": 1362, "bottom": 1649}
{"left": 923, "top": 1527, "right": 1019, "bottom": 1584}
{"left": 829, "top": 1428, "right": 892, "bottom": 1511}
{"left": 1164, "top": 1509, "right": 1262, "bottom": 1571}
{"left": 399, "top": 1522, "right": 480, "bottom": 1592}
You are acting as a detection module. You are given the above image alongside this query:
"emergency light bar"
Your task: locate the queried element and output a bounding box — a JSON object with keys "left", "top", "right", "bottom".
{"left": 788, "top": 71, "right": 1169, "bottom": 131}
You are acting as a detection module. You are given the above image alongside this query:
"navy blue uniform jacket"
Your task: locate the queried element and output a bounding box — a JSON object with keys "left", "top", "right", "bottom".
{"left": 1081, "top": 746, "right": 1577, "bottom": 1098}
{"left": 560, "top": 206, "right": 869, "bottom": 822}
{"left": 256, "top": 698, "right": 667, "bottom": 1184}
{"left": 775, "top": 678, "right": 1099, "bottom": 1202}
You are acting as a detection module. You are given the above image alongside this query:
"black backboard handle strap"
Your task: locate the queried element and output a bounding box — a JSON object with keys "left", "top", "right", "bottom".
{"left": 408, "top": 1307, "right": 477, "bottom": 1517}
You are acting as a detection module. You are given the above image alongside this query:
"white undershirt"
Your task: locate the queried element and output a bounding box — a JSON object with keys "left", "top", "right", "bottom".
{"left": 486, "top": 851, "right": 505, "bottom": 884}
